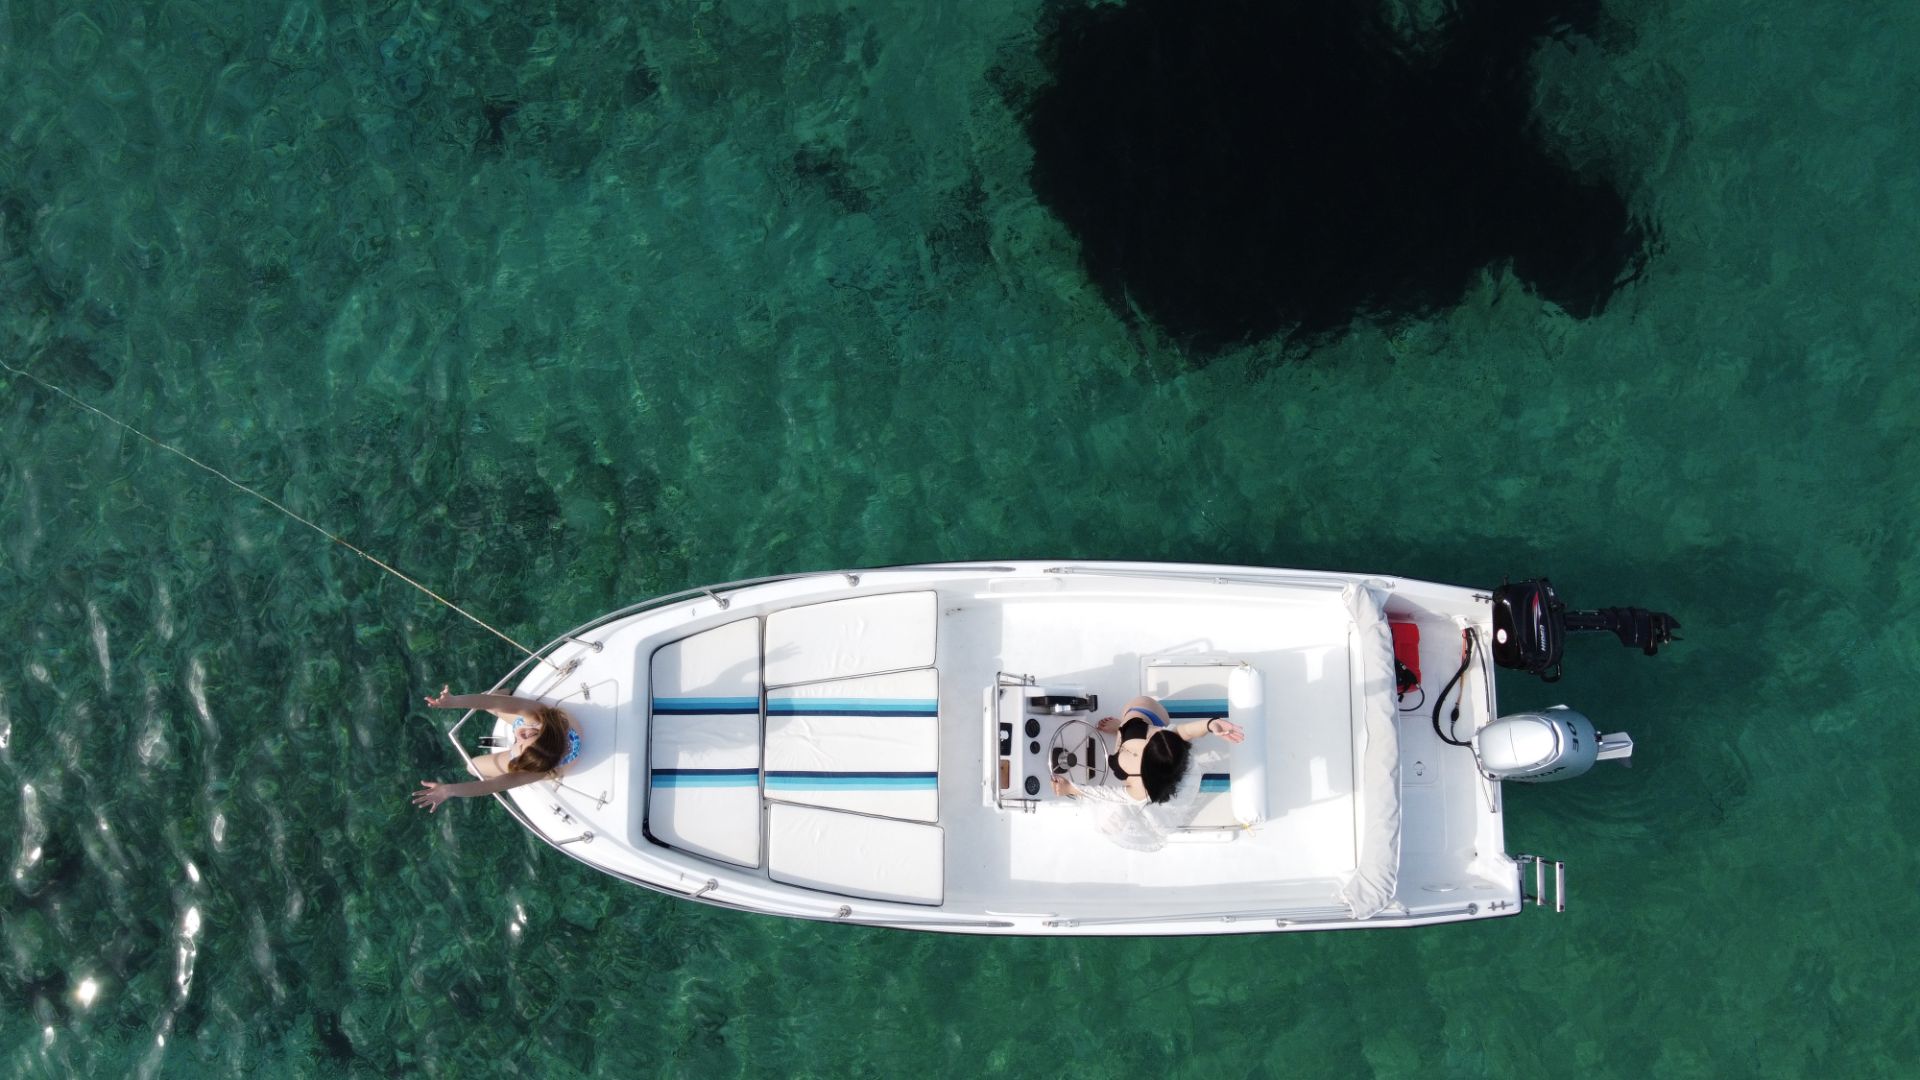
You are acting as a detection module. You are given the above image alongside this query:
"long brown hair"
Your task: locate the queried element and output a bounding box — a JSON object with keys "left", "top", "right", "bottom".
{"left": 508, "top": 706, "right": 575, "bottom": 775}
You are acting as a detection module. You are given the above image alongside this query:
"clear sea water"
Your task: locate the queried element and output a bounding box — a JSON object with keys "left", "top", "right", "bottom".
{"left": 4, "top": 0, "right": 1917, "bottom": 1076}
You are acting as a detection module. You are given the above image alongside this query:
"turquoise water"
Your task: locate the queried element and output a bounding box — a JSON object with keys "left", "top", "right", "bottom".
{"left": 4, "top": 0, "right": 1918, "bottom": 1075}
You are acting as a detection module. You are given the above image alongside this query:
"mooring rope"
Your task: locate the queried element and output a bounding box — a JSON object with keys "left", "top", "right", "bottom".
{"left": 1, "top": 356, "right": 557, "bottom": 671}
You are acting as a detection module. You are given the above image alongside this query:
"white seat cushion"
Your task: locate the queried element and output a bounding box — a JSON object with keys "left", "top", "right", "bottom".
{"left": 648, "top": 619, "right": 762, "bottom": 867}
{"left": 768, "top": 804, "right": 943, "bottom": 905}
{"left": 764, "top": 669, "right": 939, "bottom": 823}
{"left": 763, "top": 591, "right": 936, "bottom": 686}
{"left": 1146, "top": 661, "right": 1269, "bottom": 826}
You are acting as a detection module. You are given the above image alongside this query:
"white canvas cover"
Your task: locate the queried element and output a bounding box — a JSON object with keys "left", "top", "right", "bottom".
{"left": 763, "top": 591, "right": 936, "bottom": 686}
{"left": 648, "top": 619, "right": 762, "bottom": 867}
{"left": 1337, "top": 584, "right": 1402, "bottom": 918}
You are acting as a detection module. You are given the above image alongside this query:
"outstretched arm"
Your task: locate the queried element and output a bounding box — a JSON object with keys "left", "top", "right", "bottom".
{"left": 1052, "top": 776, "right": 1138, "bottom": 801}
{"left": 423, "top": 685, "right": 547, "bottom": 718}
{"left": 1173, "top": 717, "right": 1246, "bottom": 743}
{"left": 412, "top": 770, "right": 546, "bottom": 812}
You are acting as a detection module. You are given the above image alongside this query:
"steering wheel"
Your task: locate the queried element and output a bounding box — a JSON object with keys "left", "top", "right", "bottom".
{"left": 1047, "top": 718, "right": 1107, "bottom": 787}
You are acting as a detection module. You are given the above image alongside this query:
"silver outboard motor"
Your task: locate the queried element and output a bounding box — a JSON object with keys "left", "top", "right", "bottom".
{"left": 1474, "top": 706, "right": 1634, "bottom": 782}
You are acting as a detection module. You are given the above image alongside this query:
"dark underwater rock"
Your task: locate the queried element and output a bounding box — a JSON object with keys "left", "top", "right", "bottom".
{"left": 1023, "top": 0, "right": 1652, "bottom": 355}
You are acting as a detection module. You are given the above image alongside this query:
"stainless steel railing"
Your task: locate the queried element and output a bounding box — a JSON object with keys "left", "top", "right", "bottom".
{"left": 1042, "top": 565, "right": 1368, "bottom": 591}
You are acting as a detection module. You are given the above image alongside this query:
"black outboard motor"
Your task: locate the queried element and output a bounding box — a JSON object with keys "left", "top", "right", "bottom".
{"left": 1490, "top": 578, "right": 1680, "bottom": 682}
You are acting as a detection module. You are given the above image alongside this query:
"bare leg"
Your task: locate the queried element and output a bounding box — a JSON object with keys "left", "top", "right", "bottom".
{"left": 1120, "top": 695, "right": 1171, "bottom": 727}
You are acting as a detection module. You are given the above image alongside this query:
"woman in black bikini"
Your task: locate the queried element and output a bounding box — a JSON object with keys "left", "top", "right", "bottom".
{"left": 1050, "top": 694, "right": 1244, "bottom": 804}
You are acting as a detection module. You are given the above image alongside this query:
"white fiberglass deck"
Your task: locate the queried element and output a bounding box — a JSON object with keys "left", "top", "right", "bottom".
{"left": 939, "top": 587, "right": 1360, "bottom": 908}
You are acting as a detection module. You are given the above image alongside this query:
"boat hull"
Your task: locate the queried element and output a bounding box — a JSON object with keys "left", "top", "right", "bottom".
{"left": 446, "top": 562, "right": 1524, "bottom": 934}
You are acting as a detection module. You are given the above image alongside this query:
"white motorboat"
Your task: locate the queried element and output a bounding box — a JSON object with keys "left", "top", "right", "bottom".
{"left": 445, "top": 562, "right": 1677, "bottom": 935}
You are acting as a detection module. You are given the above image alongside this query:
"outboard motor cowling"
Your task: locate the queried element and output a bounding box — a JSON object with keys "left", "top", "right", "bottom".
{"left": 1474, "top": 706, "right": 1634, "bottom": 782}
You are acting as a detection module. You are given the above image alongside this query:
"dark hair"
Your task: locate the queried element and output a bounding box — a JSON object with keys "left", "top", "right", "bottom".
{"left": 1138, "top": 730, "right": 1192, "bottom": 803}
{"left": 508, "top": 706, "right": 575, "bottom": 775}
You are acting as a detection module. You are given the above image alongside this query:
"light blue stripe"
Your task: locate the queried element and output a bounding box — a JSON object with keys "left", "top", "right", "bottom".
{"left": 765, "top": 774, "right": 938, "bottom": 790}
{"left": 652, "top": 696, "right": 760, "bottom": 714}
{"left": 766, "top": 698, "right": 937, "bottom": 716}
{"left": 766, "top": 697, "right": 938, "bottom": 710}
{"left": 1165, "top": 699, "right": 1230, "bottom": 717}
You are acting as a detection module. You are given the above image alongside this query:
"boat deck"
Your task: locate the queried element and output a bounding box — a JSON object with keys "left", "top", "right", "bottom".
{"left": 937, "top": 585, "right": 1361, "bottom": 910}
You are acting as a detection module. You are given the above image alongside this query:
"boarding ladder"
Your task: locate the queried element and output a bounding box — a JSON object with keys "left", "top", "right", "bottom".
{"left": 1517, "top": 854, "right": 1567, "bottom": 913}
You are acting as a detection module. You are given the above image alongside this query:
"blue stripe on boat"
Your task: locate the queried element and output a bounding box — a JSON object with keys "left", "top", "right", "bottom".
{"left": 765, "top": 698, "right": 938, "bottom": 717}
{"left": 1199, "top": 773, "right": 1231, "bottom": 794}
{"left": 1165, "top": 699, "right": 1230, "bottom": 718}
{"left": 652, "top": 768, "right": 760, "bottom": 788}
{"left": 652, "top": 696, "right": 760, "bottom": 715}
{"left": 765, "top": 771, "right": 938, "bottom": 789}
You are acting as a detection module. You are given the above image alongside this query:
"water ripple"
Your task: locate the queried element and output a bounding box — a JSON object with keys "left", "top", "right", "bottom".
{"left": 86, "top": 600, "right": 110, "bottom": 690}
{"left": 3, "top": 2, "right": 1920, "bottom": 1076}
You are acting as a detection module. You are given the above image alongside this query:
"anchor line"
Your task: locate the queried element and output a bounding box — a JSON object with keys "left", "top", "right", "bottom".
{"left": 1, "top": 357, "right": 557, "bottom": 671}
